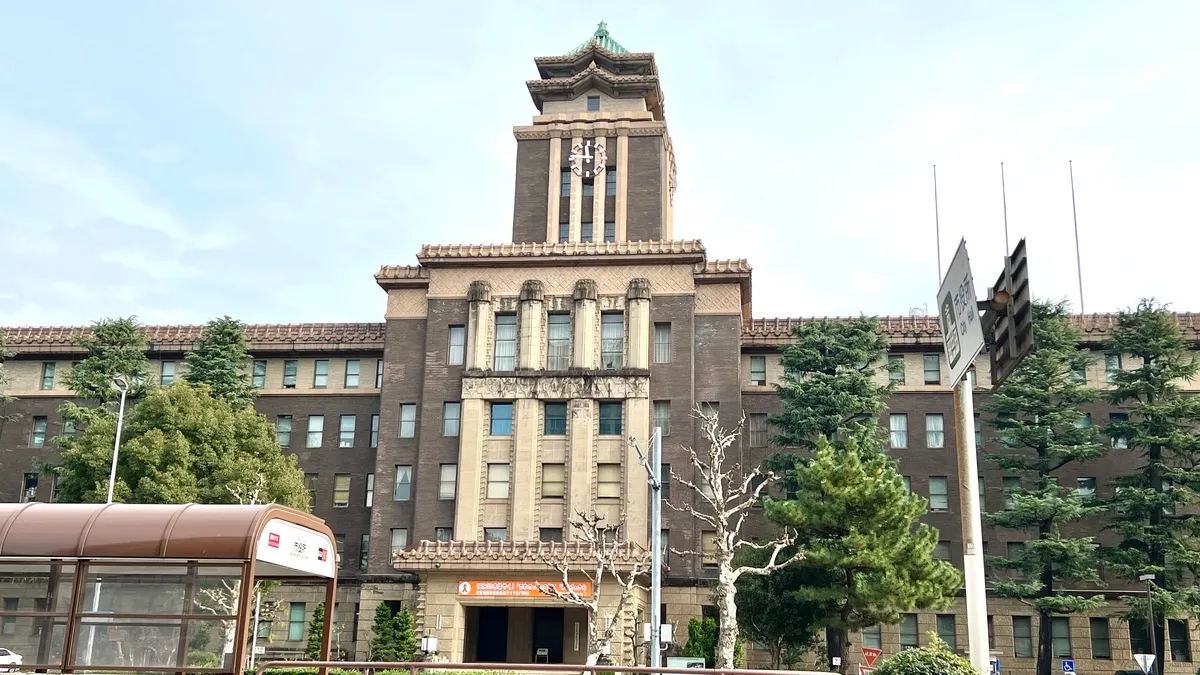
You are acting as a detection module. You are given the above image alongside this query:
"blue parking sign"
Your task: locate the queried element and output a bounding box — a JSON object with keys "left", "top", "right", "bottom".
{"left": 1062, "top": 660, "right": 1075, "bottom": 673}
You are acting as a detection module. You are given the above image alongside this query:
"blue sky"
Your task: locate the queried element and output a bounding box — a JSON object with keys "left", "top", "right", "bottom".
{"left": 1, "top": 1, "right": 1196, "bottom": 326}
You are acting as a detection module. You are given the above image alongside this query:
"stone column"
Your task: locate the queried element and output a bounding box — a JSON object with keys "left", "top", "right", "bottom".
{"left": 624, "top": 395, "right": 650, "bottom": 548}
{"left": 454, "top": 398, "right": 486, "bottom": 540}
{"left": 545, "top": 134, "right": 563, "bottom": 242}
{"left": 572, "top": 279, "right": 598, "bottom": 370}
{"left": 465, "top": 281, "right": 492, "bottom": 371}
{"left": 511, "top": 398, "right": 540, "bottom": 541}
{"left": 569, "top": 136, "right": 583, "bottom": 242}
{"left": 518, "top": 280, "right": 544, "bottom": 370}
{"left": 567, "top": 399, "right": 594, "bottom": 527}
{"left": 615, "top": 133, "right": 629, "bottom": 241}
{"left": 626, "top": 278, "right": 651, "bottom": 369}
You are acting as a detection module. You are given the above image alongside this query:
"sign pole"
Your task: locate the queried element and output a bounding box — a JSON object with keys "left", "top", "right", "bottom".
{"left": 649, "top": 427, "right": 663, "bottom": 668}
{"left": 954, "top": 375, "right": 990, "bottom": 674}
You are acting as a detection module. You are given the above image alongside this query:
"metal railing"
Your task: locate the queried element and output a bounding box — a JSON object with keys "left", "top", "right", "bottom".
{"left": 253, "top": 661, "right": 835, "bottom": 675}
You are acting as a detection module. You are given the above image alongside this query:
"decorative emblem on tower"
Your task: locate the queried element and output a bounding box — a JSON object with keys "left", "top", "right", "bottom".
{"left": 569, "top": 138, "right": 607, "bottom": 178}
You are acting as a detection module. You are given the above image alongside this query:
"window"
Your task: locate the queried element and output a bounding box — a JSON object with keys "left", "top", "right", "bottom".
{"left": 40, "top": 362, "right": 56, "bottom": 390}
{"left": 339, "top": 415, "right": 356, "bottom": 448}
{"left": 490, "top": 402, "right": 514, "bottom": 436}
{"left": 929, "top": 477, "right": 949, "bottom": 511}
{"left": 606, "top": 171, "right": 617, "bottom": 197}
{"left": 988, "top": 615, "right": 997, "bottom": 649}
{"left": 487, "top": 463, "right": 511, "bottom": 499}
{"left": 924, "top": 354, "right": 940, "bottom": 384}
{"left": 439, "top": 464, "right": 457, "bottom": 500}
{"left": 399, "top": 403, "right": 417, "bottom": 438}
{"left": 313, "top": 360, "right": 329, "bottom": 388}
{"left": 1089, "top": 617, "right": 1111, "bottom": 659}
{"left": 936, "top": 614, "right": 957, "bottom": 650}
{"left": 1051, "top": 617, "right": 1072, "bottom": 657}
{"left": 304, "top": 474, "right": 318, "bottom": 508}
{"left": 275, "top": 415, "right": 293, "bottom": 447}
{"left": 435, "top": 527, "right": 453, "bottom": 542}
{"left": 283, "top": 360, "right": 298, "bottom": 388}
{"left": 558, "top": 222, "right": 569, "bottom": 243}
{"left": 306, "top": 415, "right": 324, "bottom": 448}
{"left": 862, "top": 625, "right": 882, "bottom": 650}
{"left": 443, "top": 402, "right": 461, "bottom": 436}
{"left": 62, "top": 416, "right": 75, "bottom": 438}
{"left": 542, "top": 463, "right": 566, "bottom": 498}
{"left": 442, "top": 326, "right": 467, "bottom": 368}
{"left": 661, "top": 464, "right": 671, "bottom": 500}
{"left": 158, "top": 361, "right": 175, "bottom": 386}
{"left": 888, "top": 356, "right": 905, "bottom": 384}
{"left": 701, "top": 531, "right": 718, "bottom": 568}
{"left": 581, "top": 220, "right": 593, "bottom": 241}
{"left": 560, "top": 170, "right": 571, "bottom": 197}
{"left": 934, "top": 541, "right": 951, "bottom": 560}
{"left": 1105, "top": 353, "right": 1122, "bottom": 384}
{"left": 890, "top": 414, "right": 908, "bottom": 449}
{"left": 1076, "top": 477, "right": 1097, "bottom": 501}
{"left": 1013, "top": 616, "right": 1033, "bottom": 657}
{"left": 1170, "top": 619, "right": 1191, "bottom": 661}
{"left": 494, "top": 314, "right": 517, "bottom": 370}
{"left": 749, "top": 414, "right": 768, "bottom": 447}
{"left": 659, "top": 530, "right": 669, "bottom": 559}
{"left": 587, "top": 95, "right": 600, "bottom": 111}
{"left": 390, "top": 528, "right": 408, "bottom": 555}
{"left": 653, "top": 401, "right": 671, "bottom": 436}
{"left": 903, "top": 475, "right": 911, "bottom": 491}
{"left": 30, "top": 417, "right": 47, "bottom": 448}
{"left": 288, "top": 602, "right": 305, "bottom": 641}
{"left": 370, "top": 414, "right": 379, "bottom": 448}
{"left": 1006, "top": 542, "right": 1025, "bottom": 561}
{"left": 394, "top": 465, "right": 412, "bottom": 501}
{"left": 600, "top": 313, "right": 624, "bottom": 369}
{"left": 926, "top": 414, "right": 945, "bottom": 448}
{"left": 599, "top": 401, "right": 622, "bottom": 436}
{"left": 19, "top": 473, "right": 37, "bottom": 503}
{"left": 333, "top": 475, "right": 350, "bottom": 508}
{"left": 701, "top": 401, "right": 720, "bottom": 418}
{"left": 1130, "top": 619, "right": 1150, "bottom": 655}
{"left": 654, "top": 323, "right": 672, "bottom": 364}
{"left": 483, "top": 527, "right": 508, "bottom": 542}
{"left": 598, "top": 463, "right": 621, "bottom": 498}
{"left": 900, "top": 614, "right": 919, "bottom": 650}
{"left": 365, "top": 473, "right": 374, "bottom": 508}
{"left": 978, "top": 476, "right": 986, "bottom": 512}
{"left": 252, "top": 360, "right": 267, "bottom": 388}
{"left": 544, "top": 402, "right": 567, "bottom": 435}
{"left": 1003, "top": 477, "right": 1020, "bottom": 509}
{"left": 604, "top": 220, "right": 615, "bottom": 242}
{"left": 359, "top": 534, "right": 371, "bottom": 570}
{"left": 344, "top": 360, "right": 360, "bottom": 388}
{"left": 376, "top": 358, "right": 385, "bottom": 386}
{"left": 1, "top": 597, "right": 17, "bottom": 634}
{"left": 968, "top": 365, "right": 977, "bottom": 387}
{"left": 547, "top": 314, "right": 571, "bottom": 369}
{"left": 540, "top": 528, "right": 564, "bottom": 542}
{"left": 1071, "top": 363, "right": 1087, "bottom": 384}
{"left": 1110, "top": 413, "right": 1129, "bottom": 449}
{"left": 750, "top": 356, "right": 767, "bottom": 386}
{"left": 334, "top": 536, "right": 344, "bottom": 566}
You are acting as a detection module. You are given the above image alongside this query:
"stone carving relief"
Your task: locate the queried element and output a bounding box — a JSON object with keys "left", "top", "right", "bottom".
{"left": 461, "top": 374, "right": 650, "bottom": 401}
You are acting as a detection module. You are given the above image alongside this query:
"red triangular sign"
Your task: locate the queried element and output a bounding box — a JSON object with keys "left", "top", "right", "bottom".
{"left": 862, "top": 647, "right": 882, "bottom": 667}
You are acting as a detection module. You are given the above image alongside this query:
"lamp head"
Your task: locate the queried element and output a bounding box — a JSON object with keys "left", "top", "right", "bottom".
{"left": 113, "top": 377, "right": 129, "bottom": 392}
{"left": 989, "top": 289, "right": 1012, "bottom": 312}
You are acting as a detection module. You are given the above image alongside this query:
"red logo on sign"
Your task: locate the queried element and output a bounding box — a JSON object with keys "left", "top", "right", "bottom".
{"left": 268, "top": 533, "right": 280, "bottom": 548}
{"left": 318, "top": 548, "right": 328, "bottom": 561}
{"left": 862, "top": 647, "right": 882, "bottom": 668}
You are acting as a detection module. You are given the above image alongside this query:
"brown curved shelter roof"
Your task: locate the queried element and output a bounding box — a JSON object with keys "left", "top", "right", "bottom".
{"left": 0, "top": 502, "right": 332, "bottom": 562}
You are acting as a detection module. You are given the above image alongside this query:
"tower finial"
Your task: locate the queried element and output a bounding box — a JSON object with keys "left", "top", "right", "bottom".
{"left": 595, "top": 21, "right": 608, "bottom": 38}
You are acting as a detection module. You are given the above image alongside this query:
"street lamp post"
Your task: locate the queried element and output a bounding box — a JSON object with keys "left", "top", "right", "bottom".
{"left": 1140, "top": 573, "right": 1156, "bottom": 674}
{"left": 87, "top": 377, "right": 130, "bottom": 665}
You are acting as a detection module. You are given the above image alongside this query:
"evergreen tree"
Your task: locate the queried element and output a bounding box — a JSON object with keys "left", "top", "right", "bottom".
{"left": 305, "top": 602, "right": 326, "bottom": 659}
{"left": 393, "top": 608, "right": 418, "bottom": 661}
{"left": 765, "top": 438, "right": 962, "bottom": 674}
{"left": 681, "top": 617, "right": 742, "bottom": 668}
{"left": 369, "top": 603, "right": 399, "bottom": 661}
{"left": 983, "top": 300, "right": 1107, "bottom": 675}
{"left": 733, "top": 547, "right": 823, "bottom": 668}
{"left": 60, "top": 317, "right": 151, "bottom": 434}
{"left": 1104, "top": 300, "right": 1200, "bottom": 670}
{"left": 184, "top": 316, "right": 257, "bottom": 408}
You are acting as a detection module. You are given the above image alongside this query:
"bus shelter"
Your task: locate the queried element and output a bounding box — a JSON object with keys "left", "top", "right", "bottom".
{"left": 0, "top": 502, "right": 338, "bottom": 674}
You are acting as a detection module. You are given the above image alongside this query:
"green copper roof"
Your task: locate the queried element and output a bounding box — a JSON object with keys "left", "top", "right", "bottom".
{"left": 566, "top": 21, "right": 629, "bottom": 55}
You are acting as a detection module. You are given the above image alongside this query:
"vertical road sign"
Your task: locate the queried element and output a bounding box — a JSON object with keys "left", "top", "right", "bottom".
{"left": 861, "top": 647, "right": 881, "bottom": 668}
{"left": 937, "top": 239, "right": 986, "bottom": 384}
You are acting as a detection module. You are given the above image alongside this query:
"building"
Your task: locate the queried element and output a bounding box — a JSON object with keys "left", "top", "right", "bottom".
{"left": 2, "top": 22, "right": 1199, "bottom": 675}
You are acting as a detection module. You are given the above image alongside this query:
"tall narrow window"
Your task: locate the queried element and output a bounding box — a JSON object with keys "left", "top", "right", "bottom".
{"left": 313, "top": 360, "right": 329, "bottom": 388}
{"left": 276, "top": 415, "right": 293, "bottom": 447}
{"left": 600, "top": 313, "right": 624, "bottom": 369}
{"left": 975, "top": 413, "right": 983, "bottom": 447}
{"left": 599, "top": 402, "right": 622, "bottom": 436}
{"left": 390, "top": 528, "right": 408, "bottom": 555}
{"left": 749, "top": 356, "right": 767, "bottom": 386}
{"left": 654, "top": 323, "right": 672, "bottom": 364}
{"left": 306, "top": 415, "right": 324, "bottom": 448}
{"left": 544, "top": 402, "right": 567, "bottom": 435}
{"left": 923, "top": 354, "right": 940, "bottom": 384}
{"left": 1013, "top": 616, "right": 1033, "bottom": 657}
{"left": 900, "top": 614, "right": 919, "bottom": 650}
{"left": 926, "top": 413, "right": 945, "bottom": 448}
{"left": 369, "top": 414, "right": 379, "bottom": 448}
{"left": 1089, "top": 617, "right": 1111, "bottom": 659}
{"left": 1003, "top": 476, "right": 1020, "bottom": 509}
{"left": 40, "top": 362, "right": 56, "bottom": 390}
{"left": 929, "top": 476, "right": 949, "bottom": 511}
{"left": 661, "top": 463, "right": 671, "bottom": 500}
{"left": 1170, "top": 619, "right": 1192, "bottom": 661}
{"left": 559, "top": 222, "right": 569, "bottom": 243}
{"left": 542, "top": 463, "right": 565, "bottom": 498}
{"left": 20, "top": 473, "right": 38, "bottom": 503}
{"left": 283, "top": 360, "right": 298, "bottom": 388}
{"left": 606, "top": 171, "right": 617, "bottom": 197}
{"left": 547, "top": 314, "right": 571, "bottom": 370}
{"left": 560, "top": 170, "right": 571, "bottom": 197}
{"left": 365, "top": 474, "right": 374, "bottom": 508}
{"left": 487, "top": 463, "right": 511, "bottom": 499}
{"left": 304, "top": 474, "right": 318, "bottom": 508}
{"left": 490, "top": 402, "right": 513, "bottom": 436}
{"left": 749, "top": 414, "right": 768, "bottom": 447}
{"left": 889, "top": 414, "right": 908, "bottom": 449}
{"left": 344, "top": 360, "right": 360, "bottom": 388}
{"left": 1071, "top": 363, "right": 1087, "bottom": 384}
{"left": 1105, "top": 353, "right": 1122, "bottom": 384}
{"left": 604, "top": 220, "right": 616, "bottom": 242}
{"left": 888, "top": 356, "right": 905, "bottom": 384}
{"left": 399, "top": 404, "right": 417, "bottom": 438}
{"left": 443, "top": 402, "right": 461, "bottom": 436}
{"left": 338, "top": 415, "right": 356, "bottom": 448}
{"left": 359, "top": 534, "right": 371, "bottom": 570}
{"left": 332, "top": 475, "right": 350, "bottom": 507}
{"left": 581, "top": 221, "right": 594, "bottom": 242}
{"left": 252, "top": 360, "right": 267, "bottom": 388}
{"left": 393, "top": 465, "right": 412, "bottom": 501}
{"left": 439, "top": 464, "right": 458, "bottom": 500}
{"left": 653, "top": 401, "right": 671, "bottom": 436}
{"left": 375, "top": 358, "right": 385, "bottom": 386}
{"left": 1110, "top": 413, "right": 1129, "bottom": 448}
{"left": 30, "top": 417, "right": 47, "bottom": 448}
{"left": 597, "top": 463, "right": 622, "bottom": 498}
{"left": 582, "top": 178, "right": 594, "bottom": 198}
{"left": 288, "top": 603, "right": 305, "bottom": 641}
{"left": 1051, "top": 617, "right": 1072, "bottom": 657}
{"left": 903, "top": 476, "right": 912, "bottom": 491}
{"left": 936, "top": 614, "right": 957, "bottom": 649}
{"left": 701, "top": 531, "right": 718, "bottom": 568}
{"left": 862, "top": 625, "right": 882, "bottom": 650}
{"left": 494, "top": 314, "right": 517, "bottom": 370}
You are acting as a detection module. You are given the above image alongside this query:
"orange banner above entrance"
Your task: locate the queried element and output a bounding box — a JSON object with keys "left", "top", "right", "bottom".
{"left": 457, "top": 580, "right": 593, "bottom": 598}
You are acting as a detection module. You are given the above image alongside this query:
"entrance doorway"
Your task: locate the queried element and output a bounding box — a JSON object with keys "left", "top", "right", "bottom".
{"left": 475, "top": 606, "right": 509, "bottom": 662}
{"left": 532, "top": 607, "right": 565, "bottom": 663}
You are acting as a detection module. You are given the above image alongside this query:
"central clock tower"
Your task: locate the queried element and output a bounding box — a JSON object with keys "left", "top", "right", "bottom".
{"left": 510, "top": 24, "right": 677, "bottom": 245}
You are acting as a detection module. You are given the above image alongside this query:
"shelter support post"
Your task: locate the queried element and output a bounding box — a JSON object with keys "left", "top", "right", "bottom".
{"left": 320, "top": 576, "right": 337, "bottom": 675}
{"left": 60, "top": 561, "right": 90, "bottom": 672}
{"left": 231, "top": 562, "right": 256, "bottom": 674}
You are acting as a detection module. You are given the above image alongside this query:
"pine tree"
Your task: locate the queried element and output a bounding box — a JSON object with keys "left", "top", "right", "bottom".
{"left": 184, "top": 316, "right": 257, "bottom": 408}
{"left": 765, "top": 438, "right": 962, "bottom": 674}
{"left": 1104, "top": 300, "right": 1200, "bottom": 670}
{"left": 59, "top": 317, "right": 151, "bottom": 435}
{"left": 734, "top": 547, "right": 823, "bottom": 668}
{"left": 393, "top": 608, "right": 419, "bottom": 661}
{"left": 305, "top": 602, "right": 326, "bottom": 659}
{"left": 369, "top": 603, "right": 399, "bottom": 661}
{"left": 983, "top": 300, "right": 1107, "bottom": 675}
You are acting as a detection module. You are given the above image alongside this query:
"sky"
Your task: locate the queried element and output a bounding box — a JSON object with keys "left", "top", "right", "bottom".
{"left": 0, "top": 1, "right": 1197, "bottom": 327}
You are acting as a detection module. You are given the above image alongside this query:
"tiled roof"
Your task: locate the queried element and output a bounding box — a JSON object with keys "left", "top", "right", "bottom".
{"left": 394, "top": 540, "right": 647, "bottom": 568}
{"left": 565, "top": 21, "right": 630, "bottom": 56}
{"left": 416, "top": 240, "right": 705, "bottom": 263}
{"left": 695, "top": 259, "right": 751, "bottom": 275}
{"left": 2, "top": 323, "right": 386, "bottom": 353}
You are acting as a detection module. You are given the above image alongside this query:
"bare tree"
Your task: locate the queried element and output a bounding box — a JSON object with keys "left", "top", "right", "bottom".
{"left": 632, "top": 407, "right": 804, "bottom": 669}
{"left": 534, "top": 509, "right": 651, "bottom": 665}
{"left": 0, "top": 331, "right": 20, "bottom": 441}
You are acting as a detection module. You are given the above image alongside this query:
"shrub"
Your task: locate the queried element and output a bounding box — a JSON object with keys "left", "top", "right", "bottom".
{"left": 875, "top": 636, "right": 975, "bottom": 675}
{"left": 187, "top": 651, "right": 220, "bottom": 667}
